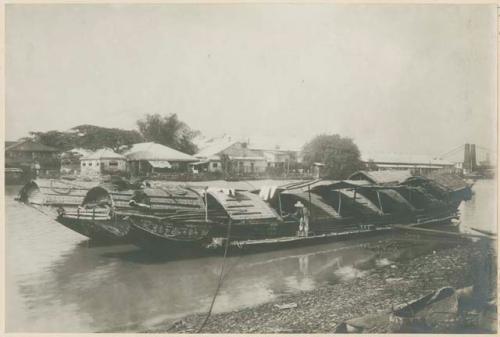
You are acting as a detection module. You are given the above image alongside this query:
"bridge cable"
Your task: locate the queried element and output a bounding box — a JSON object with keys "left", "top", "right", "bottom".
{"left": 439, "top": 144, "right": 465, "bottom": 158}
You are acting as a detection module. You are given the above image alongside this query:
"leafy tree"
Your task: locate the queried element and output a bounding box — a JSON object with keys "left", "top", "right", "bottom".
{"left": 29, "top": 130, "right": 79, "bottom": 151}
{"left": 30, "top": 125, "right": 144, "bottom": 152}
{"left": 301, "top": 134, "right": 364, "bottom": 179}
{"left": 137, "top": 113, "right": 199, "bottom": 154}
{"left": 72, "top": 125, "right": 144, "bottom": 152}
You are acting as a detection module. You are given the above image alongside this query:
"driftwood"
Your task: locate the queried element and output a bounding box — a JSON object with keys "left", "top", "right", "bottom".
{"left": 470, "top": 227, "right": 496, "bottom": 237}
{"left": 334, "top": 285, "right": 496, "bottom": 333}
{"left": 391, "top": 224, "right": 495, "bottom": 240}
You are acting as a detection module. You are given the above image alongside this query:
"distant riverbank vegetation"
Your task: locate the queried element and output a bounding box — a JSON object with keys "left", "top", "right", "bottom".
{"left": 24, "top": 114, "right": 365, "bottom": 179}
{"left": 302, "top": 134, "right": 364, "bottom": 179}
{"left": 27, "top": 113, "right": 200, "bottom": 154}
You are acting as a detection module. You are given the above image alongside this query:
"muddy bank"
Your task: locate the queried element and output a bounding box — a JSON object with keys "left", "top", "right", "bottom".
{"left": 147, "top": 235, "right": 496, "bottom": 333}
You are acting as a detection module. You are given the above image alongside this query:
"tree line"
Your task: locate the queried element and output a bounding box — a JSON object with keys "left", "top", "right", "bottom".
{"left": 27, "top": 113, "right": 365, "bottom": 179}
{"left": 28, "top": 114, "right": 199, "bottom": 155}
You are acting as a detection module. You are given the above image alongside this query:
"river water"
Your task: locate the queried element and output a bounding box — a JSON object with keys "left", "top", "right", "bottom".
{"left": 5, "top": 179, "right": 497, "bottom": 332}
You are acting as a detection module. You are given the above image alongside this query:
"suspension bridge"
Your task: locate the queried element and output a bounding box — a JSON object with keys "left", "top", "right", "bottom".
{"left": 439, "top": 143, "right": 495, "bottom": 178}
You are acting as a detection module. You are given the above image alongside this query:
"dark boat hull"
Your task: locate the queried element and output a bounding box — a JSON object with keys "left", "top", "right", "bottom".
{"left": 127, "top": 225, "right": 211, "bottom": 258}
{"left": 56, "top": 216, "right": 132, "bottom": 243}
{"left": 126, "top": 212, "right": 457, "bottom": 258}
{"left": 221, "top": 226, "right": 394, "bottom": 254}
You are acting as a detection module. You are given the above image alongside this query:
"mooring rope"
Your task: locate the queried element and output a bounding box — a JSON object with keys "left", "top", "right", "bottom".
{"left": 197, "top": 219, "right": 233, "bottom": 333}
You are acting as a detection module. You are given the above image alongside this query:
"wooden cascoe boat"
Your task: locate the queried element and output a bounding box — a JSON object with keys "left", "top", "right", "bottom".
{"left": 111, "top": 174, "right": 469, "bottom": 255}
{"left": 125, "top": 185, "right": 214, "bottom": 254}
{"left": 23, "top": 172, "right": 471, "bottom": 253}
{"left": 55, "top": 184, "right": 136, "bottom": 242}
{"left": 17, "top": 178, "right": 99, "bottom": 217}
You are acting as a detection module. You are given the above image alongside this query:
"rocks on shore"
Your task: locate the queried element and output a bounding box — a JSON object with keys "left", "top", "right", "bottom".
{"left": 146, "top": 236, "right": 496, "bottom": 334}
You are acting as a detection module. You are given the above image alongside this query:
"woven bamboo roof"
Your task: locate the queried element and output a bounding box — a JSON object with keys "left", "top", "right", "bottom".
{"left": 349, "top": 170, "right": 412, "bottom": 185}
{"left": 421, "top": 172, "right": 469, "bottom": 191}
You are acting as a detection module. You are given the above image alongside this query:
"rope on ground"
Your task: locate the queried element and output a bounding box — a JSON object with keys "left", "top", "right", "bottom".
{"left": 197, "top": 219, "right": 233, "bottom": 333}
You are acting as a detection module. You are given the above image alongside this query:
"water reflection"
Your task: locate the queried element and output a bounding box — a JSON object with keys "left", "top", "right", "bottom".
{"left": 8, "top": 229, "right": 385, "bottom": 332}
{"left": 459, "top": 179, "right": 497, "bottom": 234}
{"left": 5, "top": 180, "right": 496, "bottom": 332}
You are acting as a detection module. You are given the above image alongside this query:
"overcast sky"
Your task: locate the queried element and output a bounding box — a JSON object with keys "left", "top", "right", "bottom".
{"left": 5, "top": 4, "right": 497, "bottom": 159}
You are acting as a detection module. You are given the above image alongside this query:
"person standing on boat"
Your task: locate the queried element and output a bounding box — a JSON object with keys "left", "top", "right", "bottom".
{"left": 294, "top": 201, "right": 310, "bottom": 237}
{"left": 31, "top": 160, "right": 40, "bottom": 178}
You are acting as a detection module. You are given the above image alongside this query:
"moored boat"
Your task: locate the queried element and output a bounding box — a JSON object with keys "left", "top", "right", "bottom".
{"left": 123, "top": 174, "right": 469, "bottom": 256}
{"left": 55, "top": 184, "right": 136, "bottom": 242}
{"left": 17, "top": 178, "right": 99, "bottom": 217}
{"left": 15, "top": 171, "right": 472, "bottom": 253}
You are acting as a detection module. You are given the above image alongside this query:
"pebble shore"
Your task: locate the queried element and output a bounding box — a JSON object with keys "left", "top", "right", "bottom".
{"left": 147, "top": 235, "right": 496, "bottom": 333}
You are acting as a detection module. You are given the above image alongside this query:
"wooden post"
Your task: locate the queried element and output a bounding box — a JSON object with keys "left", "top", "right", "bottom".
{"left": 376, "top": 191, "right": 384, "bottom": 214}
{"left": 308, "top": 184, "right": 313, "bottom": 223}
{"left": 278, "top": 192, "right": 283, "bottom": 217}
{"left": 204, "top": 188, "right": 208, "bottom": 222}
{"left": 338, "top": 190, "right": 342, "bottom": 216}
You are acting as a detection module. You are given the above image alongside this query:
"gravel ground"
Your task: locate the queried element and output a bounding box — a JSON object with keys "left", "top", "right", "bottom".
{"left": 146, "top": 235, "right": 496, "bottom": 333}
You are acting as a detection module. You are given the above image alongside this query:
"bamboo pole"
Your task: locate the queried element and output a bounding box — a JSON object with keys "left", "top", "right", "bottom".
{"left": 376, "top": 191, "right": 384, "bottom": 214}
{"left": 308, "top": 184, "right": 313, "bottom": 223}
{"left": 204, "top": 188, "right": 208, "bottom": 222}
{"left": 338, "top": 190, "right": 342, "bottom": 216}
{"left": 392, "top": 224, "right": 493, "bottom": 240}
{"left": 278, "top": 192, "right": 283, "bottom": 217}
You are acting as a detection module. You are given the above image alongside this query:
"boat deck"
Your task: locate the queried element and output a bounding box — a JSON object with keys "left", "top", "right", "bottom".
{"left": 221, "top": 226, "right": 392, "bottom": 249}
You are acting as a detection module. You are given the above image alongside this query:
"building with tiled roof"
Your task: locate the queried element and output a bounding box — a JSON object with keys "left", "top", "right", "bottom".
{"left": 5, "top": 139, "right": 61, "bottom": 176}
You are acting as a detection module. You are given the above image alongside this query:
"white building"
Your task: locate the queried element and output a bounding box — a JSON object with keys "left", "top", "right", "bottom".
{"left": 60, "top": 148, "right": 92, "bottom": 175}
{"left": 195, "top": 137, "right": 267, "bottom": 174}
{"left": 124, "top": 142, "right": 198, "bottom": 176}
{"left": 194, "top": 136, "right": 238, "bottom": 173}
{"left": 80, "top": 148, "right": 127, "bottom": 176}
{"left": 362, "top": 153, "right": 455, "bottom": 175}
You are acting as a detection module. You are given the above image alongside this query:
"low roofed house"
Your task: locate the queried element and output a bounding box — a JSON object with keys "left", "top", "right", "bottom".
{"left": 5, "top": 139, "right": 60, "bottom": 176}
{"left": 362, "top": 153, "right": 455, "bottom": 175}
{"left": 246, "top": 138, "right": 302, "bottom": 174}
{"left": 195, "top": 135, "right": 302, "bottom": 174}
{"left": 125, "top": 142, "right": 197, "bottom": 176}
{"left": 195, "top": 135, "right": 237, "bottom": 160}
{"left": 80, "top": 148, "right": 127, "bottom": 177}
{"left": 5, "top": 141, "right": 18, "bottom": 149}
{"left": 258, "top": 148, "right": 300, "bottom": 175}
{"left": 195, "top": 136, "right": 267, "bottom": 174}
{"left": 221, "top": 142, "right": 267, "bottom": 174}
{"left": 194, "top": 135, "right": 237, "bottom": 173}
{"left": 60, "top": 148, "right": 92, "bottom": 175}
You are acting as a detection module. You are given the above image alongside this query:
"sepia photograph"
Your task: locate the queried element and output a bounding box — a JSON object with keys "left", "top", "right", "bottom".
{"left": 3, "top": 2, "right": 498, "bottom": 334}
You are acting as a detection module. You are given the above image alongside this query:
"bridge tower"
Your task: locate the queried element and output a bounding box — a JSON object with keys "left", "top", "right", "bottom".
{"left": 463, "top": 143, "right": 477, "bottom": 173}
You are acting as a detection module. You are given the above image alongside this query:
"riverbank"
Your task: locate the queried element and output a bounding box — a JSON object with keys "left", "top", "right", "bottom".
{"left": 147, "top": 235, "right": 496, "bottom": 333}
